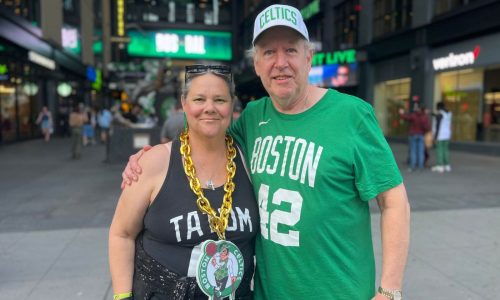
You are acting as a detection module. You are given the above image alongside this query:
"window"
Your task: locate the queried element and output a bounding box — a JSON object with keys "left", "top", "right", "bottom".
{"left": 0, "top": 0, "right": 40, "bottom": 23}
{"left": 373, "top": 0, "right": 413, "bottom": 38}
{"left": 374, "top": 78, "right": 412, "bottom": 136}
{"left": 123, "top": 0, "right": 233, "bottom": 25}
{"left": 434, "top": 0, "right": 481, "bottom": 16}
{"left": 334, "top": 0, "right": 360, "bottom": 49}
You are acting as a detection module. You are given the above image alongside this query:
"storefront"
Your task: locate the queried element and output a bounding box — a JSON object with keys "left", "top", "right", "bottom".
{"left": 431, "top": 33, "right": 500, "bottom": 143}
{"left": 0, "top": 9, "right": 89, "bottom": 144}
{"left": 0, "top": 42, "right": 50, "bottom": 143}
{"left": 372, "top": 55, "right": 412, "bottom": 137}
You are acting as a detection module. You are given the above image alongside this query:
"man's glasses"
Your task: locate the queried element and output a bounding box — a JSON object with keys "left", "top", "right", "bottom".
{"left": 185, "top": 64, "right": 232, "bottom": 84}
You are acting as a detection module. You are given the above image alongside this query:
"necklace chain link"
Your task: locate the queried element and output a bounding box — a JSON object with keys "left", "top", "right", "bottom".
{"left": 179, "top": 129, "right": 237, "bottom": 240}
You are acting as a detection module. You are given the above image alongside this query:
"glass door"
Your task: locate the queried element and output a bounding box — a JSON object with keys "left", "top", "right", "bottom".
{"left": 0, "top": 83, "right": 17, "bottom": 143}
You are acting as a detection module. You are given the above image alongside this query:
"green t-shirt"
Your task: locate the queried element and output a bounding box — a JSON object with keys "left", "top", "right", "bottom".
{"left": 230, "top": 89, "right": 403, "bottom": 299}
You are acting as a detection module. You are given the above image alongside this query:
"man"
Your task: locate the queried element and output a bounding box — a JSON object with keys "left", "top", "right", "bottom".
{"left": 123, "top": 4, "right": 409, "bottom": 299}
{"left": 431, "top": 102, "right": 452, "bottom": 173}
{"left": 399, "top": 103, "right": 430, "bottom": 171}
{"left": 160, "top": 100, "right": 184, "bottom": 143}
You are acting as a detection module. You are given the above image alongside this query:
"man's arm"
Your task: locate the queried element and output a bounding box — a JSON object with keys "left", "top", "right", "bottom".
{"left": 373, "top": 183, "right": 410, "bottom": 299}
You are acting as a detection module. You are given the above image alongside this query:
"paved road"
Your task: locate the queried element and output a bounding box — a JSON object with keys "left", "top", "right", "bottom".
{"left": 0, "top": 137, "right": 499, "bottom": 299}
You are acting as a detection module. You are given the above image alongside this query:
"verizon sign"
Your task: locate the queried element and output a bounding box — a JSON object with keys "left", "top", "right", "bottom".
{"left": 432, "top": 46, "right": 480, "bottom": 71}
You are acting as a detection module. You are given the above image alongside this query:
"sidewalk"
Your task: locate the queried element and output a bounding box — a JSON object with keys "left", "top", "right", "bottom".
{"left": 0, "top": 137, "right": 499, "bottom": 299}
{"left": 0, "top": 138, "right": 120, "bottom": 300}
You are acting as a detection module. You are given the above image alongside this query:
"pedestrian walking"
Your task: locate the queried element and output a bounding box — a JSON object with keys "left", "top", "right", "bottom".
{"left": 82, "top": 106, "right": 97, "bottom": 146}
{"left": 97, "top": 106, "right": 113, "bottom": 144}
{"left": 69, "top": 102, "right": 88, "bottom": 159}
{"left": 36, "top": 106, "right": 53, "bottom": 142}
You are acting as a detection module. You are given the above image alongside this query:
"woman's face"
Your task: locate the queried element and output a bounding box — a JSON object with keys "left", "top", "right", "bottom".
{"left": 182, "top": 73, "right": 233, "bottom": 139}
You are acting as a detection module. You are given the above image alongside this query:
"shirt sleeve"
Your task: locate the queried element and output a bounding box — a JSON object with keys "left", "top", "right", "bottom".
{"left": 353, "top": 104, "right": 403, "bottom": 201}
{"left": 228, "top": 112, "right": 248, "bottom": 157}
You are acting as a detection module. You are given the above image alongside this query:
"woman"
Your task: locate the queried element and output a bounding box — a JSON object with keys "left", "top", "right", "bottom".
{"left": 109, "top": 65, "right": 258, "bottom": 300}
{"left": 36, "top": 106, "right": 53, "bottom": 142}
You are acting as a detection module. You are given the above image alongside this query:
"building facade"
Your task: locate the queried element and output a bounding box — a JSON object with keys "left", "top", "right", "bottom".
{"left": 235, "top": 0, "right": 500, "bottom": 150}
{"left": 0, "top": 3, "right": 89, "bottom": 144}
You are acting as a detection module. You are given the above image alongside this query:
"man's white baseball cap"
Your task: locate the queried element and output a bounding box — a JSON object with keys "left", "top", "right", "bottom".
{"left": 252, "top": 4, "right": 309, "bottom": 45}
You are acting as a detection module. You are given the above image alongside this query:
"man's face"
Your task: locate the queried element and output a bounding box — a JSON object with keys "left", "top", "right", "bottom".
{"left": 253, "top": 27, "right": 312, "bottom": 108}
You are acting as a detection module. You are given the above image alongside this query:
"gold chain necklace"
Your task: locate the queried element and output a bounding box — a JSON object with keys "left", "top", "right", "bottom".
{"left": 179, "top": 129, "right": 237, "bottom": 240}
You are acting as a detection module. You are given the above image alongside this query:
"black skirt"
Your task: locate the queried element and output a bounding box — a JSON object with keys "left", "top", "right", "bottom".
{"left": 133, "top": 236, "right": 253, "bottom": 300}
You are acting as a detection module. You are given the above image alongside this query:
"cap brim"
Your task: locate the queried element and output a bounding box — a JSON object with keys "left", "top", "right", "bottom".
{"left": 253, "top": 25, "right": 308, "bottom": 45}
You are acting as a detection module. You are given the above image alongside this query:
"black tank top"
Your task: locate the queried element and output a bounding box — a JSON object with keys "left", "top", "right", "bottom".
{"left": 142, "top": 138, "right": 258, "bottom": 279}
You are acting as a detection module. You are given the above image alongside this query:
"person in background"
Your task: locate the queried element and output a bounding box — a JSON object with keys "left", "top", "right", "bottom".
{"left": 160, "top": 100, "right": 184, "bottom": 143}
{"left": 36, "top": 106, "right": 53, "bottom": 142}
{"left": 82, "top": 106, "right": 97, "bottom": 146}
{"left": 232, "top": 98, "right": 243, "bottom": 121}
{"left": 399, "top": 102, "right": 430, "bottom": 171}
{"left": 432, "top": 101, "right": 453, "bottom": 173}
{"left": 68, "top": 103, "right": 88, "bottom": 159}
{"left": 121, "top": 4, "right": 410, "bottom": 300}
{"left": 97, "top": 106, "right": 113, "bottom": 144}
{"left": 423, "top": 106, "right": 433, "bottom": 168}
{"left": 109, "top": 65, "right": 257, "bottom": 300}
{"left": 111, "top": 103, "right": 134, "bottom": 128}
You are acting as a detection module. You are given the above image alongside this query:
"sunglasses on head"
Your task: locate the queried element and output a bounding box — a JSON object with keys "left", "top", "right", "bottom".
{"left": 185, "top": 64, "right": 232, "bottom": 84}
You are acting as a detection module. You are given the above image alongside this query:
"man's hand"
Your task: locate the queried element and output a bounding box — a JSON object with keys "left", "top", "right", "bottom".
{"left": 120, "top": 145, "right": 152, "bottom": 189}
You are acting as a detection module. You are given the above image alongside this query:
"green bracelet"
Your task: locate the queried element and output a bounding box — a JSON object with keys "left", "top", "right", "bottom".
{"left": 113, "top": 292, "right": 133, "bottom": 300}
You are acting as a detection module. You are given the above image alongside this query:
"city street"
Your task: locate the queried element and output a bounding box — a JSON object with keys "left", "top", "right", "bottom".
{"left": 0, "top": 137, "right": 499, "bottom": 299}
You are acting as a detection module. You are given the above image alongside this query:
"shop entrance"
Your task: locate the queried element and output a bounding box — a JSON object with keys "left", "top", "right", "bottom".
{"left": 441, "top": 89, "right": 480, "bottom": 142}
{"left": 0, "top": 83, "right": 17, "bottom": 143}
{"left": 435, "top": 68, "right": 483, "bottom": 142}
{"left": 374, "top": 78, "right": 411, "bottom": 137}
{"left": 483, "top": 68, "right": 500, "bottom": 143}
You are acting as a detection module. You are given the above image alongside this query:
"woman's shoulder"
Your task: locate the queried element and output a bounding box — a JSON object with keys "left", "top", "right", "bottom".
{"left": 140, "top": 142, "right": 172, "bottom": 176}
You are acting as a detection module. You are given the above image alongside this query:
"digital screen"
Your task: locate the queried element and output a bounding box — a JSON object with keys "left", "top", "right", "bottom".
{"left": 127, "top": 29, "right": 232, "bottom": 61}
{"left": 309, "top": 63, "right": 358, "bottom": 88}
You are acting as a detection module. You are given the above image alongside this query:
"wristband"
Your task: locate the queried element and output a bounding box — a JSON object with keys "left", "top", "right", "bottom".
{"left": 113, "top": 292, "right": 133, "bottom": 300}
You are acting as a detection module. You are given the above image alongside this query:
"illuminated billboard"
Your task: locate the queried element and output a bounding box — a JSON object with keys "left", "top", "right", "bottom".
{"left": 309, "top": 49, "right": 358, "bottom": 88}
{"left": 127, "top": 30, "right": 232, "bottom": 61}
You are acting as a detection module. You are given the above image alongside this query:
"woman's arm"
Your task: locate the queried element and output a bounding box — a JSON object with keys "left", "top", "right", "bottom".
{"left": 109, "top": 144, "right": 171, "bottom": 294}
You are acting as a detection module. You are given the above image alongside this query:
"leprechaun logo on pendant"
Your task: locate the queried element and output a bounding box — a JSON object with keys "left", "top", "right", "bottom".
{"left": 196, "top": 240, "right": 244, "bottom": 300}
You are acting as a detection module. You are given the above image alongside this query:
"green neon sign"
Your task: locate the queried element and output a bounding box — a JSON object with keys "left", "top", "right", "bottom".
{"left": 92, "top": 69, "right": 102, "bottom": 91}
{"left": 312, "top": 49, "right": 357, "bottom": 66}
{"left": 301, "top": 0, "right": 320, "bottom": 20}
{"left": 127, "top": 29, "right": 232, "bottom": 61}
{"left": 65, "top": 40, "right": 102, "bottom": 55}
{"left": 0, "top": 64, "right": 7, "bottom": 75}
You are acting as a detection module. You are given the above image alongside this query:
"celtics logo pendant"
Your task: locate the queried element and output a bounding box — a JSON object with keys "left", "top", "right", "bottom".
{"left": 196, "top": 240, "right": 244, "bottom": 300}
